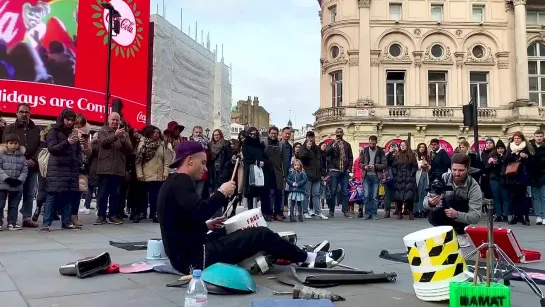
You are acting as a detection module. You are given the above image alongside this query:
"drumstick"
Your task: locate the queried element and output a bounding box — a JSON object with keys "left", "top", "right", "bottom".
{"left": 231, "top": 158, "right": 240, "bottom": 181}
{"left": 473, "top": 252, "right": 480, "bottom": 286}
{"left": 223, "top": 158, "right": 241, "bottom": 217}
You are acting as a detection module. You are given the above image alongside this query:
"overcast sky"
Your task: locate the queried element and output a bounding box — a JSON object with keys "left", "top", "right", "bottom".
{"left": 152, "top": 0, "right": 321, "bottom": 128}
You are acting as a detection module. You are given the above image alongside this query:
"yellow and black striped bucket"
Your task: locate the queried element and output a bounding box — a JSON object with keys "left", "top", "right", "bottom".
{"left": 403, "top": 226, "right": 469, "bottom": 301}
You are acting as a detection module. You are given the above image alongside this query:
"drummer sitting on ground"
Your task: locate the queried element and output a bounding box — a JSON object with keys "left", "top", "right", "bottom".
{"left": 423, "top": 153, "right": 482, "bottom": 248}
{"left": 157, "top": 141, "right": 343, "bottom": 274}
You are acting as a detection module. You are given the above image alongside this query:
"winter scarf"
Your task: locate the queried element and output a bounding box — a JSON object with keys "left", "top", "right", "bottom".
{"left": 209, "top": 139, "right": 227, "bottom": 160}
{"left": 190, "top": 135, "right": 208, "bottom": 150}
{"left": 136, "top": 138, "right": 161, "bottom": 165}
{"left": 510, "top": 141, "right": 526, "bottom": 154}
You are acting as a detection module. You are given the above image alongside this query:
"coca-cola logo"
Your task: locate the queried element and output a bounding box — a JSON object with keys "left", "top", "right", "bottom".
{"left": 101, "top": 0, "right": 136, "bottom": 47}
{"left": 0, "top": 1, "right": 21, "bottom": 43}
{"left": 136, "top": 111, "right": 146, "bottom": 123}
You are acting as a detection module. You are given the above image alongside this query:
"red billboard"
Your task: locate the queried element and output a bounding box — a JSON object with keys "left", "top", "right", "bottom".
{"left": 0, "top": 0, "right": 150, "bottom": 129}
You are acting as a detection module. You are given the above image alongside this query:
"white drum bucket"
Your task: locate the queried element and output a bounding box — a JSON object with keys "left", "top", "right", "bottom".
{"left": 402, "top": 226, "right": 469, "bottom": 302}
{"left": 224, "top": 208, "right": 268, "bottom": 234}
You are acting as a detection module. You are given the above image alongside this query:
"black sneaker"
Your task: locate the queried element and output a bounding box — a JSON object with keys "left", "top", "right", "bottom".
{"left": 62, "top": 224, "right": 81, "bottom": 230}
{"left": 309, "top": 248, "right": 346, "bottom": 268}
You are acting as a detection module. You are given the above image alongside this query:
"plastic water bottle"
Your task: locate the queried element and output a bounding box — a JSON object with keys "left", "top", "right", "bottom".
{"left": 184, "top": 269, "right": 208, "bottom": 307}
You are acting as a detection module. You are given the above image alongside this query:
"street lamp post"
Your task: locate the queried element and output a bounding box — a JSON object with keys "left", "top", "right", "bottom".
{"left": 100, "top": 2, "right": 121, "bottom": 124}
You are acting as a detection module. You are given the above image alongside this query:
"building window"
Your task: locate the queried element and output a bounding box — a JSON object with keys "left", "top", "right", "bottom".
{"left": 472, "top": 5, "right": 485, "bottom": 23}
{"left": 428, "top": 71, "right": 447, "bottom": 106}
{"left": 331, "top": 71, "right": 343, "bottom": 107}
{"left": 388, "top": 43, "right": 402, "bottom": 58}
{"left": 431, "top": 4, "right": 443, "bottom": 22}
{"left": 528, "top": 42, "right": 545, "bottom": 106}
{"left": 329, "top": 6, "right": 337, "bottom": 23}
{"left": 330, "top": 46, "right": 340, "bottom": 59}
{"left": 470, "top": 72, "right": 489, "bottom": 107}
{"left": 386, "top": 71, "right": 405, "bottom": 106}
{"left": 527, "top": 11, "right": 545, "bottom": 25}
{"left": 389, "top": 3, "right": 402, "bottom": 21}
{"left": 472, "top": 45, "right": 486, "bottom": 59}
{"left": 430, "top": 44, "right": 444, "bottom": 58}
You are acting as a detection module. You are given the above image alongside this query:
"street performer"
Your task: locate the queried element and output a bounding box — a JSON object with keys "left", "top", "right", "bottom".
{"left": 158, "top": 141, "right": 343, "bottom": 274}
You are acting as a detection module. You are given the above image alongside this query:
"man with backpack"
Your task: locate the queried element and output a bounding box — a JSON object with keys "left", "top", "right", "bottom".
{"left": 2, "top": 103, "right": 41, "bottom": 228}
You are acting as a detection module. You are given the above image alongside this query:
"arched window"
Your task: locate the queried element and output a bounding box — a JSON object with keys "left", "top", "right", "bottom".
{"left": 528, "top": 42, "right": 545, "bottom": 106}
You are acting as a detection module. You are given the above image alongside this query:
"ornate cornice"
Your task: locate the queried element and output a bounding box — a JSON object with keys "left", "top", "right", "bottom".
{"left": 320, "top": 0, "right": 338, "bottom": 9}
{"left": 496, "top": 51, "right": 510, "bottom": 69}
{"left": 358, "top": 0, "right": 371, "bottom": 8}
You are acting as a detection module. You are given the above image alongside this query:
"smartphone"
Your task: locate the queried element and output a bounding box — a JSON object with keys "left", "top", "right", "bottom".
{"left": 81, "top": 133, "right": 89, "bottom": 139}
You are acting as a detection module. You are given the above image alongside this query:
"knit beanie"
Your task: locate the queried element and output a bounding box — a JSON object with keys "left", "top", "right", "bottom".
{"left": 495, "top": 140, "right": 506, "bottom": 149}
{"left": 485, "top": 137, "right": 495, "bottom": 146}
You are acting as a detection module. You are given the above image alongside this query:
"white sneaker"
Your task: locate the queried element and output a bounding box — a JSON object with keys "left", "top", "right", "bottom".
{"left": 79, "top": 208, "right": 91, "bottom": 215}
{"left": 457, "top": 235, "right": 471, "bottom": 248}
{"left": 303, "top": 213, "right": 312, "bottom": 219}
{"left": 537, "top": 217, "right": 543, "bottom": 225}
{"left": 309, "top": 210, "right": 315, "bottom": 216}
{"left": 316, "top": 213, "right": 329, "bottom": 220}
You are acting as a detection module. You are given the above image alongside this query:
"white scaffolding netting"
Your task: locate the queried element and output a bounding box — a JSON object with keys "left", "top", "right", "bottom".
{"left": 150, "top": 15, "right": 217, "bottom": 135}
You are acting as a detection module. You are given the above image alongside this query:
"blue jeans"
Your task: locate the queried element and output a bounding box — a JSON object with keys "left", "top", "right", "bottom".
{"left": 304, "top": 180, "right": 322, "bottom": 215}
{"left": 363, "top": 175, "right": 380, "bottom": 215}
{"left": 83, "top": 185, "right": 98, "bottom": 209}
{"left": 490, "top": 179, "right": 509, "bottom": 217}
{"left": 327, "top": 170, "right": 349, "bottom": 214}
{"left": 532, "top": 185, "right": 545, "bottom": 219}
{"left": 21, "top": 170, "right": 38, "bottom": 220}
{"left": 0, "top": 190, "right": 22, "bottom": 225}
{"left": 97, "top": 175, "right": 123, "bottom": 218}
{"left": 43, "top": 192, "right": 78, "bottom": 227}
{"left": 415, "top": 175, "right": 428, "bottom": 213}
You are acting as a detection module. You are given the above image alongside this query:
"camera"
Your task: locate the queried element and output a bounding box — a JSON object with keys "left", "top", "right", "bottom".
{"left": 427, "top": 178, "right": 454, "bottom": 208}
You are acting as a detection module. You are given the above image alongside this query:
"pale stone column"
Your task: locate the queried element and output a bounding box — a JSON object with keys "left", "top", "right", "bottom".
{"left": 358, "top": 0, "right": 372, "bottom": 102}
{"left": 513, "top": 0, "right": 530, "bottom": 103}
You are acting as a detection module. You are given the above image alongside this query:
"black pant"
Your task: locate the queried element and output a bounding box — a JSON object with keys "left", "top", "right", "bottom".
{"left": 206, "top": 227, "right": 307, "bottom": 268}
{"left": 428, "top": 207, "right": 468, "bottom": 235}
{"left": 144, "top": 181, "right": 162, "bottom": 217}
{"left": 396, "top": 200, "right": 413, "bottom": 212}
{"left": 509, "top": 184, "right": 527, "bottom": 217}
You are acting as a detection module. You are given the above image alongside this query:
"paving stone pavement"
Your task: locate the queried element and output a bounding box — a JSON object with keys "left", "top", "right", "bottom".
{"left": 1, "top": 208, "right": 544, "bottom": 307}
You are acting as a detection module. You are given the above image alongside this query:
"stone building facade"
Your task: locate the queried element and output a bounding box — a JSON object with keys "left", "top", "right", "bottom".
{"left": 315, "top": 0, "right": 545, "bottom": 152}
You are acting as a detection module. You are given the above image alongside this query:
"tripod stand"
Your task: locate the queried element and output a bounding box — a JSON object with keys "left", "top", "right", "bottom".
{"left": 465, "top": 199, "right": 545, "bottom": 306}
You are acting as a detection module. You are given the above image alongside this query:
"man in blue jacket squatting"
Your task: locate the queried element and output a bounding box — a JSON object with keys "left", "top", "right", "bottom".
{"left": 157, "top": 141, "right": 344, "bottom": 274}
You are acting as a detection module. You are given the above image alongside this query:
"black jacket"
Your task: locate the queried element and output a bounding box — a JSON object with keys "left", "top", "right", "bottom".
{"left": 392, "top": 153, "right": 418, "bottom": 202}
{"left": 45, "top": 110, "right": 82, "bottom": 193}
{"left": 484, "top": 150, "right": 506, "bottom": 181}
{"left": 503, "top": 146, "right": 531, "bottom": 186}
{"left": 298, "top": 142, "right": 323, "bottom": 181}
{"left": 325, "top": 139, "right": 353, "bottom": 172}
{"left": 530, "top": 140, "right": 545, "bottom": 186}
{"left": 242, "top": 136, "right": 266, "bottom": 197}
{"left": 3, "top": 119, "right": 41, "bottom": 171}
{"left": 158, "top": 173, "right": 228, "bottom": 274}
{"left": 430, "top": 148, "right": 451, "bottom": 179}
